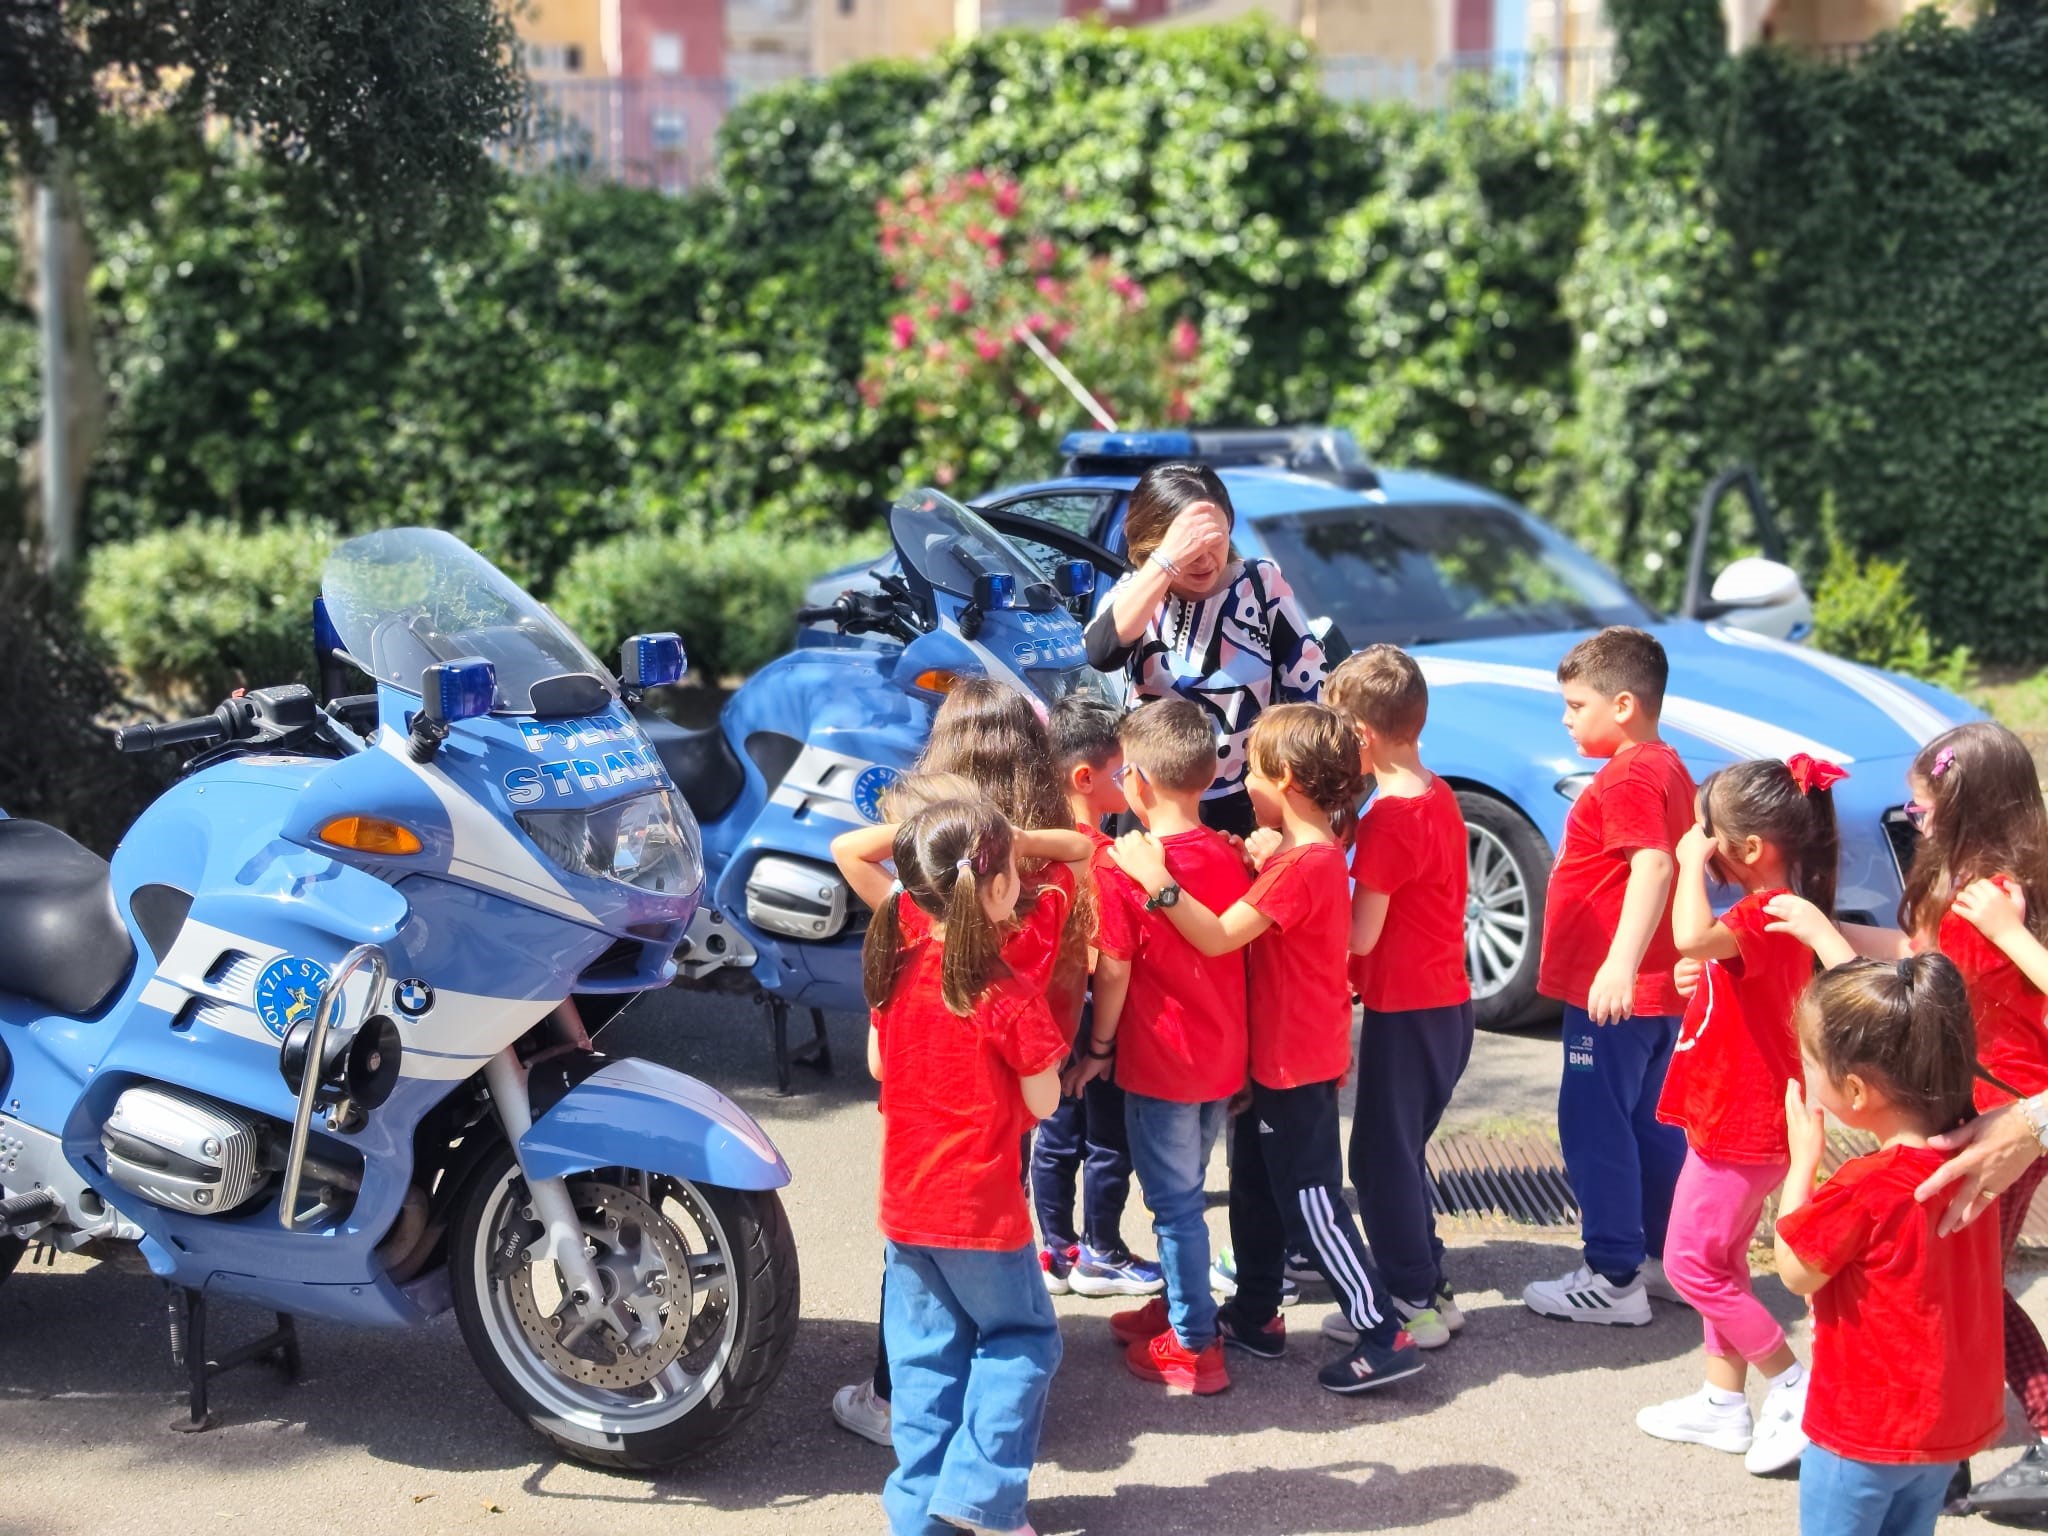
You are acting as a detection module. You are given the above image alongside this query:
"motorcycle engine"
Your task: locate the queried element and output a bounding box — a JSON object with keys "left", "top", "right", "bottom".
{"left": 745, "top": 855, "right": 852, "bottom": 941}
{"left": 100, "top": 1086, "right": 268, "bottom": 1216}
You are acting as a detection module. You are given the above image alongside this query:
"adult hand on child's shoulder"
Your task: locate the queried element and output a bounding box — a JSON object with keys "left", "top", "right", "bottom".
{"left": 1955, "top": 877, "right": 2027, "bottom": 941}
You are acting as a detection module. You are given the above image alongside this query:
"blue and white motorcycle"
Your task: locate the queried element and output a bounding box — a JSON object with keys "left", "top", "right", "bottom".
{"left": 637, "top": 489, "right": 1102, "bottom": 1087}
{"left": 0, "top": 528, "right": 796, "bottom": 1470}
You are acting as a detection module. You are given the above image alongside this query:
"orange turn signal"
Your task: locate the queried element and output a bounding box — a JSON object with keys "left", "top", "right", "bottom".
{"left": 912, "top": 668, "right": 962, "bottom": 695}
{"left": 318, "top": 815, "right": 423, "bottom": 856}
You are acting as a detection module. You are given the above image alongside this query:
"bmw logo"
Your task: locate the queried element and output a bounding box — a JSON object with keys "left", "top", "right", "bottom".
{"left": 852, "top": 765, "right": 901, "bottom": 824}
{"left": 393, "top": 979, "right": 435, "bottom": 1018}
{"left": 253, "top": 956, "right": 333, "bottom": 1041}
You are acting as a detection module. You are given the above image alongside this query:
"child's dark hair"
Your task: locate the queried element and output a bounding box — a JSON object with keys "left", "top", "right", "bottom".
{"left": 1048, "top": 694, "right": 1123, "bottom": 777}
{"left": 1556, "top": 626, "right": 1669, "bottom": 716}
{"left": 861, "top": 800, "right": 1015, "bottom": 1018}
{"left": 1123, "top": 463, "right": 1236, "bottom": 567}
{"left": 1246, "top": 703, "right": 1366, "bottom": 843}
{"left": 1119, "top": 697, "right": 1217, "bottom": 794}
{"left": 1325, "top": 644, "right": 1428, "bottom": 742}
{"left": 1798, "top": 954, "right": 1978, "bottom": 1135}
{"left": 1699, "top": 757, "right": 1843, "bottom": 918}
{"left": 1900, "top": 720, "right": 2048, "bottom": 945}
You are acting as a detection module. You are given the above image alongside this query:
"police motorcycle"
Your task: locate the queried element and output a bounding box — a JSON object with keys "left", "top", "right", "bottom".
{"left": 638, "top": 489, "right": 1102, "bottom": 1088}
{"left": 0, "top": 528, "right": 796, "bottom": 1470}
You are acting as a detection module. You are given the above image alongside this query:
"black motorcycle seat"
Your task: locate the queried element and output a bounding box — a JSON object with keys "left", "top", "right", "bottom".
{"left": 632, "top": 707, "right": 746, "bottom": 823}
{"left": 0, "top": 819, "right": 137, "bottom": 1018}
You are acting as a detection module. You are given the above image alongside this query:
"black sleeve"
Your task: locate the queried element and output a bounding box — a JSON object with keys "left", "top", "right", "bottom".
{"left": 1085, "top": 602, "right": 1139, "bottom": 673}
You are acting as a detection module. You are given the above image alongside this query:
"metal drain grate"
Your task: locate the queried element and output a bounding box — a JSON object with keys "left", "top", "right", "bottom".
{"left": 1425, "top": 1129, "right": 2048, "bottom": 1249}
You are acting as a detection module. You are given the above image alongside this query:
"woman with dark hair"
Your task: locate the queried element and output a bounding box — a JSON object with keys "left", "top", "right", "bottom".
{"left": 1084, "top": 462, "right": 1332, "bottom": 836}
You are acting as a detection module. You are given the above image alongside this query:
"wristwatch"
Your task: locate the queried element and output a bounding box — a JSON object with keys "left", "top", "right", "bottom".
{"left": 1145, "top": 883, "right": 1181, "bottom": 912}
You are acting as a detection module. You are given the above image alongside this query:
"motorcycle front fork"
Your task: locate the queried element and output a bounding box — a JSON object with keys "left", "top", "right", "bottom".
{"left": 481, "top": 1010, "right": 634, "bottom": 1343}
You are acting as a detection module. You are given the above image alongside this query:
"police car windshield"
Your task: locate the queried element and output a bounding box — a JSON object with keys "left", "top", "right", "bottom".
{"left": 323, "top": 528, "right": 611, "bottom": 714}
{"left": 891, "top": 489, "right": 1046, "bottom": 600}
{"left": 1256, "top": 502, "right": 1654, "bottom": 646}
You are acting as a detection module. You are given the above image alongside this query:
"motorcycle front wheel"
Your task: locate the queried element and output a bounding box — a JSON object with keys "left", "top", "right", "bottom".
{"left": 450, "top": 1148, "right": 799, "bottom": 1470}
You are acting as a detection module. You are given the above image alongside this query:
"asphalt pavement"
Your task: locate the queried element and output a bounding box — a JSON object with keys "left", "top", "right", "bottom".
{"left": 4, "top": 991, "right": 2041, "bottom": 1536}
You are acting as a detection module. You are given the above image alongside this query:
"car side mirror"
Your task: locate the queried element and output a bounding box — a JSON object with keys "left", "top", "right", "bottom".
{"left": 621, "top": 632, "right": 688, "bottom": 691}
{"left": 409, "top": 656, "right": 496, "bottom": 762}
{"left": 1707, "top": 558, "right": 1814, "bottom": 642}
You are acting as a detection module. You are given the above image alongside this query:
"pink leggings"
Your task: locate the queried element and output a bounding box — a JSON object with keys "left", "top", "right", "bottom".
{"left": 1662, "top": 1148, "right": 1788, "bottom": 1363}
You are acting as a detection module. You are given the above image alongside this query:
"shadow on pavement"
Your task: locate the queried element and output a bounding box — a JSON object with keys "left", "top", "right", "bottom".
{"left": 1032, "top": 1459, "right": 1519, "bottom": 1535}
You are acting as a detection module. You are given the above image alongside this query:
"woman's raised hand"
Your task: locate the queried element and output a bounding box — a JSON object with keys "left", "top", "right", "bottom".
{"left": 1153, "top": 503, "right": 1229, "bottom": 573}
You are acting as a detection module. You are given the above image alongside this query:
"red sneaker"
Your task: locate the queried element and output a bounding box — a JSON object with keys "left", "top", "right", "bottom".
{"left": 1126, "top": 1331, "right": 1231, "bottom": 1395}
{"left": 1110, "top": 1296, "right": 1170, "bottom": 1348}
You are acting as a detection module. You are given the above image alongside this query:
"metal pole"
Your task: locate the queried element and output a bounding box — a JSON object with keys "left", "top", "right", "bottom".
{"left": 35, "top": 113, "right": 73, "bottom": 575}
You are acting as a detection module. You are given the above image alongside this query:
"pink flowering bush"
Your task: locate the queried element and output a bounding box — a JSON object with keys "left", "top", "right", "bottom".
{"left": 862, "top": 169, "right": 1214, "bottom": 492}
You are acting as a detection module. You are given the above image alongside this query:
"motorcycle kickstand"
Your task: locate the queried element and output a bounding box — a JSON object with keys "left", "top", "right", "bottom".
{"left": 164, "top": 1285, "right": 301, "bottom": 1434}
{"left": 764, "top": 997, "right": 833, "bottom": 1096}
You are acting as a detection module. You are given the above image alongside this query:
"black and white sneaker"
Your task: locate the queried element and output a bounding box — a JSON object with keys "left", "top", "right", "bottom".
{"left": 1521, "top": 1263, "right": 1652, "bottom": 1327}
{"left": 1968, "top": 1440, "right": 2048, "bottom": 1516}
{"left": 1317, "top": 1330, "right": 1425, "bottom": 1395}
{"left": 1215, "top": 1302, "right": 1287, "bottom": 1360}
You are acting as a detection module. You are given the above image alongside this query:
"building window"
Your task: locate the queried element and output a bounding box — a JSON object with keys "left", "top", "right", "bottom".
{"left": 650, "top": 32, "right": 684, "bottom": 74}
{"left": 563, "top": 43, "right": 583, "bottom": 72}
{"left": 1106, "top": 0, "right": 1135, "bottom": 10}
{"left": 651, "top": 110, "right": 688, "bottom": 151}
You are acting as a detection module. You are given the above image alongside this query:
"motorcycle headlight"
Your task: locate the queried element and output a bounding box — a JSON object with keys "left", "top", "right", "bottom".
{"left": 518, "top": 790, "right": 703, "bottom": 895}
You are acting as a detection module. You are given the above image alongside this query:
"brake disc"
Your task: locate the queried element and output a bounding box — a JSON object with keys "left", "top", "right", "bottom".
{"left": 504, "top": 1177, "right": 691, "bottom": 1390}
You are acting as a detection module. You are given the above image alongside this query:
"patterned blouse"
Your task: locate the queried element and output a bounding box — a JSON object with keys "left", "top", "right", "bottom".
{"left": 1084, "top": 557, "right": 1330, "bottom": 801}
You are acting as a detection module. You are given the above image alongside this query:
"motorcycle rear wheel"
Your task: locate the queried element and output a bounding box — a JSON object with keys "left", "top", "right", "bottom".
{"left": 450, "top": 1148, "right": 799, "bottom": 1470}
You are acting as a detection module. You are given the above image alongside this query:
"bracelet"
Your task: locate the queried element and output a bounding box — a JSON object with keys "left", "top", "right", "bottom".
{"left": 1086, "top": 1039, "right": 1116, "bottom": 1059}
{"left": 1149, "top": 551, "right": 1182, "bottom": 578}
{"left": 2020, "top": 1095, "right": 2048, "bottom": 1157}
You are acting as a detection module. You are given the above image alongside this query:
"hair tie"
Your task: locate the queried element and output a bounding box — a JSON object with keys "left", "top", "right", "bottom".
{"left": 1932, "top": 746, "right": 1957, "bottom": 779}
{"left": 887, "top": 878, "right": 904, "bottom": 896}
{"left": 956, "top": 857, "right": 974, "bottom": 875}
{"left": 1786, "top": 753, "right": 1849, "bottom": 795}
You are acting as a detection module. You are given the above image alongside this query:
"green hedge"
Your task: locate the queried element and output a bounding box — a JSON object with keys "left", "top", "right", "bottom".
{"left": 550, "top": 527, "right": 886, "bottom": 681}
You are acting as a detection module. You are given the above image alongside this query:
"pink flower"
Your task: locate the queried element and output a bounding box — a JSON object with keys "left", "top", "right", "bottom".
{"left": 891, "top": 314, "right": 916, "bottom": 350}
{"left": 1049, "top": 322, "right": 1074, "bottom": 348}
{"left": 1030, "top": 239, "right": 1057, "bottom": 272}
{"left": 926, "top": 340, "right": 949, "bottom": 364}
{"left": 1170, "top": 317, "right": 1200, "bottom": 363}
{"left": 924, "top": 303, "right": 941, "bottom": 322}
{"left": 858, "top": 378, "right": 883, "bottom": 407}
{"left": 985, "top": 248, "right": 1003, "bottom": 269}
{"left": 1110, "top": 272, "right": 1142, "bottom": 305}
{"left": 1035, "top": 276, "right": 1061, "bottom": 298}
{"left": 966, "top": 169, "right": 990, "bottom": 190}
{"left": 1025, "top": 311, "right": 1051, "bottom": 334}
{"left": 936, "top": 462, "right": 957, "bottom": 486}
{"left": 972, "top": 328, "right": 1002, "bottom": 361}
{"left": 993, "top": 181, "right": 1021, "bottom": 219}
{"left": 893, "top": 274, "right": 909, "bottom": 290}
{"left": 1168, "top": 388, "right": 1191, "bottom": 423}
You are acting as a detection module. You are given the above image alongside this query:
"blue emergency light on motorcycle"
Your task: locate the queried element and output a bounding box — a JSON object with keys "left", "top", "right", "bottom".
{"left": 622, "top": 632, "right": 688, "bottom": 690}
{"left": 973, "top": 572, "right": 1018, "bottom": 610}
{"left": 425, "top": 657, "right": 497, "bottom": 723}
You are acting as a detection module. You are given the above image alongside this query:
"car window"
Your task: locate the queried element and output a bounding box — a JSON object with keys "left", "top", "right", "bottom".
{"left": 1254, "top": 502, "right": 1655, "bottom": 646}
{"left": 990, "top": 493, "right": 1106, "bottom": 575}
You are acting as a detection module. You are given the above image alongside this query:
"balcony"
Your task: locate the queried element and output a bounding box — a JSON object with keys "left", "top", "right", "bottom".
{"left": 727, "top": 0, "right": 811, "bottom": 50}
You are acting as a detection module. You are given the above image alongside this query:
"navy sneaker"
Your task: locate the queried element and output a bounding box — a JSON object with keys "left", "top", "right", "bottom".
{"left": 1069, "top": 1244, "right": 1166, "bottom": 1299}
{"left": 1215, "top": 1302, "right": 1286, "bottom": 1360}
{"left": 1039, "top": 1243, "right": 1077, "bottom": 1296}
{"left": 1208, "top": 1246, "right": 1300, "bottom": 1306}
{"left": 1317, "top": 1330, "right": 1425, "bottom": 1396}
{"left": 1284, "top": 1249, "right": 1324, "bottom": 1285}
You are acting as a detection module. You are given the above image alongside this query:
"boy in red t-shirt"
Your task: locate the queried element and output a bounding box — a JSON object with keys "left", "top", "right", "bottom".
{"left": 1066, "top": 698, "right": 1251, "bottom": 1394}
{"left": 1526, "top": 626, "right": 1698, "bottom": 1327}
{"left": 1029, "top": 696, "right": 1162, "bottom": 1302}
{"left": 1112, "top": 703, "right": 1424, "bottom": 1396}
{"left": 1775, "top": 957, "right": 2002, "bottom": 1536}
{"left": 1322, "top": 646, "right": 1473, "bottom": 1353}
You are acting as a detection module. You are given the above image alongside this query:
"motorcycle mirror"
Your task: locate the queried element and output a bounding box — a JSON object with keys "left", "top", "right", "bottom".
{"left": 344, "top": 1016, "right": 403, "bottom": 1110}
{"left": 1052, "top": 560, "right": 1095, "bottom": 600}
{"left": 971, "top": 572, "right": 1018, "bottom": 612}
{"left": 409, "top": 656, "right": 495, "bottom": 763}
{"left": 621, "top": 632, "right": 688, "bottom": 690}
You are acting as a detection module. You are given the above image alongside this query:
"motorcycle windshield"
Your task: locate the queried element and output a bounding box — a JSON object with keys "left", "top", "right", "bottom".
{"left": 891, "top": 489, "right": 1047, "bottom": 600}
{"left": 323, "top": 528, "right": 612, "bottom": 714}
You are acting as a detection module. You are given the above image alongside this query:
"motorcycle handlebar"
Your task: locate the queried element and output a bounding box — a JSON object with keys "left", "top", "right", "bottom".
{"left": 793, "top": 605, "right": 845, "bottom": 625}
{"left": 114, "top": 701, "right": 244, "bottom": 754}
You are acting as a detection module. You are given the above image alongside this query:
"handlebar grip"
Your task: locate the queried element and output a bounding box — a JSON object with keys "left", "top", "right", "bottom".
{"left": 115, "top": 712, "right": 230, "bottom": 754}
{"left": 794, "top": 605, "right": 845, "bottom": 624}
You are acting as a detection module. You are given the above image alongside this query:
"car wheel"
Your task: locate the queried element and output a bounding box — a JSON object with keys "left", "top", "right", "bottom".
{"left": 1456, "top": 792, "right": 1552, "bottom": 1030}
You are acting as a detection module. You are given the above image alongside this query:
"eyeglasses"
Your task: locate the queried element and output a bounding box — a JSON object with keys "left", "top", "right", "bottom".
{"left": 1903, "top": 801, "right": 1934, "bottom": 832}
{"left": 1111, "top": 763, "right": 1148, "bottom": 790}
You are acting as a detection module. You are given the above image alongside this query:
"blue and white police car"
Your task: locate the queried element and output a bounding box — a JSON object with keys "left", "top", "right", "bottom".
{"left": 964, "top": 428, "right": 1976, "bottom": 1027}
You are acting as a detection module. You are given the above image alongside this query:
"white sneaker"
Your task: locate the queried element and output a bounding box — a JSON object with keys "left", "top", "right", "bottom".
{"left": 1433, "top": 1282, "right": 1466, "bottom": 1333}
{"left": 1522, "top": 1263, "right": 1652, "bottom": 1327}
{"left": 1641, "top": 1257, "right": 1691, "bottom": 1307}
{"left": 831, "top": 1377, "right": 892, "bottom": 1448}
{"left": 1636, "top": 1387, "right": 1755, "bottom": 1454}
{"left": 1745, "top": 1375, "right": 1810, "bottom": 1475}
{"left": 1323, "top": 1299, "right": 1452, "bottom": 1349}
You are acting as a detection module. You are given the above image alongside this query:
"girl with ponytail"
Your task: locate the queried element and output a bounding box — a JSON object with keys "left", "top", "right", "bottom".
{"left": 860, "top": 799, "right": 1070, "bottom": 1536}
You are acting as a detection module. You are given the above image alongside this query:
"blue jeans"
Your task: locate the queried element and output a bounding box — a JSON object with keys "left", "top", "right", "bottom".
{"left": 882, "top": 1241, "right": 1062, "bottom": 1536}
{"left": 1799, "top": 1445, "right": 1956, "bottom": 1536}
{"left": 1557, "top": 1006, "right": 1688, "bottom": 1284}
{"left": 1124, "top": 1094, "right": 1229, "bottom": 1350}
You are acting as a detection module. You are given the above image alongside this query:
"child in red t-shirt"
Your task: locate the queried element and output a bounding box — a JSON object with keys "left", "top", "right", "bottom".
{"left": 1319, "top": 645, "right": 1472, "bottom": 1354}
{"left": 865, "top": 799, "right": 1073, "bottom": 1536}
{"left": 1635, "top": 755, "right": 1845, "bottom": 1475}
{"left": 1527, "top": 626, "right": 1698, "bottom": 1328}
{"left": 1065, "top": 697, "right": 1251, "bottom": 1395}
{"left": 1768, "top": 720, "right": 2048, "bottom": 1510}
{"left": 1775, "top": 956, "right": 2003, "bottom": 1536}
{"left": 1111, "top": 702, "right": 1424, "bottom": 1397}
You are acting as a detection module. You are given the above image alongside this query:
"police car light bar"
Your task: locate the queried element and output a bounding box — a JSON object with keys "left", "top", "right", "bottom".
{"left": 1059, "top": 426, "right": 1378, "bottom": 490}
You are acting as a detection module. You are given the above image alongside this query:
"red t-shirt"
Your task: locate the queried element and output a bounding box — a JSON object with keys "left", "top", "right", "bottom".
{"left": 1094, "top": 825, "right": 1251, "bottom": 1103}
{"left": 1245, "top": 841, "right": 1355, "bottom": 1089}
{"left": 873, "top": 935, "right": 1071, "bottom": 1251}
{"left": 1933, "top": 897, "right": 2048, "bottom": 1111}
{"left": 1349, "top": 778, "right": 1471, "bottom": 1013}
{"left": 1657, "top": 889, "right": 1812, "bottom": 1163}
{"left": 1538, "top": 740, "right": 1697, "bottom": 1018}
{"left": 1776, "top": 1144, "right": 2004, "bottom": 1464}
